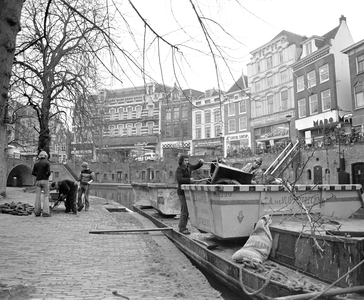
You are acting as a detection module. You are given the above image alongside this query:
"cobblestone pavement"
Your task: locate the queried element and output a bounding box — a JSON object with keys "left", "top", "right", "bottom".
{"left": 0, "top": 187, "right": 223, "bottom": 300}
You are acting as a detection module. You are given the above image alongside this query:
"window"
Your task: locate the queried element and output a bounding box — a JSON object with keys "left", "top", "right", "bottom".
{"left": 174, "top": 123, "right": 181, "bottom": 137}
{"left": 257, "top": 61, "right": 261, "bottom": 73}
{"left": 298, "top": 98, "right": 306, "bottom": 118}
{"left": 109, "top": 125, "right": 115, "bottom": 136}
{"left": 110, "top": 108, "right": 116, "bottom": 120}
{"left": 305, "top": 42, "right": 312, "bottom": 55}
{"left": 148, "top": 104, "right": 154, "bottom": 117}
{"left": 321, "top": 89, "right": 331, "bottom": 111}
{"left": 228, "top": 102, "right": 235, "bottom": 116}
{"left": 228, "top": 119, "right": 236, "bottom": 132}
{"left": 214, "top": 109, "right": 221, "bottom": 122}
{"left": 239, "top": 117, "right": 247, "bottom": 131}
{"left": 280, "top": 69, "right": 288, "bottom": 83}
{"left": 166, "top": 108, "right": 171, "bottom": 120}
{"left": 196, "top": 127, "right": 201, "bottom": 139}
{"left": 255, "top": 100, "right": 262, "bottom": 117}
{"left": 205, "top": 126, "right": 211, "bottom": 138}
{"left": 118, "top": 124, "right": 124, "bottom": 136}
{"left": 147, "top": 122, "right": 154, "bottom": 134}
{"left": 127, "top": 124, "right": 133, "bottom": 135}
{"left": 239, "top": 100, "right": 246, "bottom": 114}
{"left": 307, "top": 70, "right": 316, "bottom": 88}
{"left": 267, "top": 74, "right": 273, "bottom": 88}
{"left": 280, "top": 90, "right": 288, "bottom": 111}
{"left": 357, "top": 54, "right": 364, "bottom": 73}
{"left": 279, "top": 50, "right": 283, "bottom": 64}
{"left": 165, "top": 124, "right": 172, "bottom": 137}
{"left": 355, "top": 84, "right": 364, "bottom": 108}
{"left": 135, "top": 123, "right": 142, "bottom": 135}
{"left": 297, "top": 75, "right": 304, "bottom": 92}
{"left": 215, "top": 125, "right": 221, "bottom": 137}
{"left": 266, "top": 56, "right": 273, "bottom": 69}
{"left": 196, "top": 113, "right": 201, "bottom": 125}
{"left": 182, "top": 122, "right": 188, "bottom": 137}
{"left": 135, "top": 106, "right": 142, "bottom": 118}
{"left": 118, "top": 108, "right": 124, "bottom": 120}
{"left": 254, "top": 80, "right": 260, "bottom": 92}
{"left": 319, "top": 64, "right": 329, "bottom": 83}
{"left": 127, "top": 107, "right": 132, "bottom": 119}
{"left": 267, "top": 95, "right": 274, "bottom": 114}
{"left": 182, "top": 106, "right": 187, "bottom": 118}
{"left": 309, "top": 94, "right": 318, "bottom": 115}
{"left": 205, "top": 110, "right": 211, "bottom": 123}
{"left": 173, "top": 107, "right": 179, "bottom": 119}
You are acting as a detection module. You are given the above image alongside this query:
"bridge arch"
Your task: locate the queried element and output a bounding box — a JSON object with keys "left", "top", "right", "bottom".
{"left": 7, "top": 164, "right": 34, "bottom": 187}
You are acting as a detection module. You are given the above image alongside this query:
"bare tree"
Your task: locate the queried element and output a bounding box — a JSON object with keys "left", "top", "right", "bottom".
{"left": 10, "top": 0, "right": 111, "bottom": 157}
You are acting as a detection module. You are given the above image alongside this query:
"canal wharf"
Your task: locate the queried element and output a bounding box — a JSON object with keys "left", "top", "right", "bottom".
{"left": 0, "top": 187, "right": 223, "bottom": 300}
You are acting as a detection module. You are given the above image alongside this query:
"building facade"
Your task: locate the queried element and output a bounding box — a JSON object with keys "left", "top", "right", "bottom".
{"left": 159, "top": 85, "right": 204, "bottom": 158}
{"left": 342, "top": 39, "right": 364, "bottom": 133}
{"left": 81, "top": 83, "right": 173, "bottom": 162}
{"left": 247, "top": 30, "right": 302, "bottom": 154}
{"left": 224, "top": 75, "right": 252, "bottom": 158}
{"left": 191, "top": 89, "right": 225, "bottom": 156}
{"left": 292, "top": 15, "right": 354, "bottom": 147}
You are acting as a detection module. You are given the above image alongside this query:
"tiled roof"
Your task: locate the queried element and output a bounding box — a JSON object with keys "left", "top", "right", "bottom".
{"left": 227, "top": 75, "right": 248, "bottom": 94}
{"left": 270, "top": 30, "right": 304, "bottom": 46}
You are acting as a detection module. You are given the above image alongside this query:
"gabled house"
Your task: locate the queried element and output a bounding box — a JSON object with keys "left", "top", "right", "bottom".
{"left": 292, "top": 15, "right": 354, "bottom": 147}
{"left": 191, "top": 88, "right": 225, "bottom": 156}
{"left": 224, "top": 74, "right": 251, "bottom": 158}
{"left": 342, "top": 39, "right": 364, "bottom": 134}
{"left": 159, "top": 84, "right": 204, "bottom": 157}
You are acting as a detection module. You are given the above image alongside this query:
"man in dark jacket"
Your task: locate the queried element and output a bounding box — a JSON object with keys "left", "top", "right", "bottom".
{"left": 175, "top": 154, "right": 204, "bottom": 234}
{"left": 50, "top": 180, "right": 78, "bottom": 214}
{"left": 32, "top": 151, "right": 51, "bottom": 217}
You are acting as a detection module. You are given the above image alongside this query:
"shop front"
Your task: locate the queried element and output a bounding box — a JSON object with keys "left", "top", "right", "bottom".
{"left": 225, "top": 132, "right": 251, "bottom": 158}
{"left": 193, "top": 138, "right": 223, "bottom": 156}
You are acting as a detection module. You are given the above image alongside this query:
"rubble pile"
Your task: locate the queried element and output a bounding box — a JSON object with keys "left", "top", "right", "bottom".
{"left": 0, "top": 202, "right": 34, "bottom": 216}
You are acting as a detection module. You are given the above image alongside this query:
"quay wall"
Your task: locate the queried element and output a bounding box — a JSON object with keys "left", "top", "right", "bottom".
{"left": 50, "top": 143, "right": 364, "bottom": 186}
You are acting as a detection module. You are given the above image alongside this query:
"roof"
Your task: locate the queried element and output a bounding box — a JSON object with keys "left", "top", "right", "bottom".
{"left": 342, "top": 39, "right": 364, "bottom": 54}
{"left": 270, "top": 30, "right": 304, "bottom": 47}
{"left": 227, "top": 75, "right": 248, "bottom": 94}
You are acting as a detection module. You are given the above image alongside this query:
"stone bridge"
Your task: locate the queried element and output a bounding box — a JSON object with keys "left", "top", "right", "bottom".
{"left": 6, "top": 158, "right": 77, "bottom": 187}
{"left": 7, "top": 157, "right": 35, "bottom": 187}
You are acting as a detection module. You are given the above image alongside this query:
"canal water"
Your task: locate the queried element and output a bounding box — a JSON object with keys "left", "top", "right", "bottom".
{"left": 90, "top": 184, "right": 250, "bottom": 300}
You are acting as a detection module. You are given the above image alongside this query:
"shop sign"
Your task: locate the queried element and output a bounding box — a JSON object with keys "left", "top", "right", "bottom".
{"left": 226, "top": 133, "right": 249, "bottom": 141}
{"left": 313, "top": 117, "right": 335, "bottom": 127}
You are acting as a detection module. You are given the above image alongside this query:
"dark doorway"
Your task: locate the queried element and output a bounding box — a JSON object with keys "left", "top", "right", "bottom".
{"left": 313, "top": 165, "right": 322, "bottom": 184}
{"left": 352, "top": 162, "right": 364, "bottom": 188}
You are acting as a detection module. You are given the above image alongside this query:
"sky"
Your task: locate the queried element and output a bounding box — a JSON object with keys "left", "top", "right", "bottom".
{"left": 104, "top": 0, "right": 364, "bottom": 92}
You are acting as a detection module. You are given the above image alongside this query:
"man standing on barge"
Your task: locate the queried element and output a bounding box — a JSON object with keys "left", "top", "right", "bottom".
{"left": 242, "top": 157, "right": 264, "bottom": 184}
{"left": 175, "top": 154, "right": 204, "bottom": 235}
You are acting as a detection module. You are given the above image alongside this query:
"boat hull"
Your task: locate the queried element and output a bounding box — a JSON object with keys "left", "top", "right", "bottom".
{"left": 131, "top": 183, "right": 179, "bottom": 215}
{"left": 133, "top": 205, "right": 364, "bottom": 300}
{"left": 182, "top": 184, "right": 364, "bottom": 239}
{"left": 270, "top": 218, "right": 364, "bottom": 288}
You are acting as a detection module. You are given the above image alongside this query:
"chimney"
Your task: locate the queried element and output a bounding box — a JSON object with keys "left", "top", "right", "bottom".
{"left": 339, "top": 15, "right": 346, "bottom": 24}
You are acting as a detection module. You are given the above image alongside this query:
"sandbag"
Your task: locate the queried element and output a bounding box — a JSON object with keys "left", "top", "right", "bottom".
{"left": 232, "top": 214, "right": 272, "bottom": 267}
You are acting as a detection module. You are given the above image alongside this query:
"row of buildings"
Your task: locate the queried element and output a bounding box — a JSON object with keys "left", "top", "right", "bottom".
{"left": 8, "top": 15, "right": 364, "bottom": 164}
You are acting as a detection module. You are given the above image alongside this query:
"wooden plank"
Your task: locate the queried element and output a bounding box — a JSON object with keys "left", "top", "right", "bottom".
{"left": 89, "top": 228, "right": 172, "bottom": 234}
{"left": 275, "top": 285, "right": 364, "bottom": 300}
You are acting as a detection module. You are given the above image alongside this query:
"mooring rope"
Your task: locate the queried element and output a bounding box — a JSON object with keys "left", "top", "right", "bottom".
{"left": 238, "top": 265, "right": 274, "bottom": 296}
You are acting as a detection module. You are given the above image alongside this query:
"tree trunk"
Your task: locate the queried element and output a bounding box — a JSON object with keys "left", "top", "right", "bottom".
{"left": 0, "top": 0, "right": 24, "bottom": 197}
